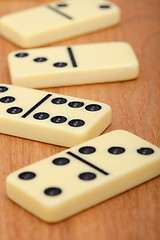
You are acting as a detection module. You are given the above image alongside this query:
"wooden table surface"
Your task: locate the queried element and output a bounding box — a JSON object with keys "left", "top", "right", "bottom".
{"left": 0, "top": 0, "right": 160, "bottom": 239}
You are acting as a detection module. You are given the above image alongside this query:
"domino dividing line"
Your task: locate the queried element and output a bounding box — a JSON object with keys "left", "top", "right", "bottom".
{"left": 46, "top": 5, "right": 73, "bottom": 20}
{"left": 67, "top": 151, "right": 109, "bottom": 175}
{"left": 67, "top": 47, "right": 78, "bottom": 67}
{"left": 21, "top": 94, "right": 52, "bottom": 118}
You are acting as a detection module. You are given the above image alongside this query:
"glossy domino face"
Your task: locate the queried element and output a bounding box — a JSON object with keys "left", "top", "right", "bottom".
{"left": 8, "top": 42, "right": 139, "bottom": 88}
{"left": 6, "top": 130, "right": 160, "bottom": 222}
{"left": 0, "top": 0, "right": 120, "bottom": 47}
{"left": 0, "top": 84, "right": 111, "bottom": 147}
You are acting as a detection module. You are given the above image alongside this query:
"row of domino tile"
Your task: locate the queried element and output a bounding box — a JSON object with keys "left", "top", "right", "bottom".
{"left": 0, "top": 0, "right": 159, "bottom": 223}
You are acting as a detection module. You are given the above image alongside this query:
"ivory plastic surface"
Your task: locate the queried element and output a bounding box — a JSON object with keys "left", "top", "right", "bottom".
{"left": 8, "top": 42, "right": 139, "bottom": 88}
{"left": 6, "top": 130, "right": 160, "bottom": 222}
{"left": 0, "top": 84, "right": 111, "bottom": 147}
{"left": 0, "top": 0, "right": 120, "bottom": 48}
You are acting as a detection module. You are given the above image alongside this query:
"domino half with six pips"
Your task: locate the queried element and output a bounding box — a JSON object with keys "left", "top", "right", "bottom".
{"left": 6, "top": 130, "right": 160, "bottom": 222}
{"left": 0, "top": 84, "right": 111, "bottom": 147}
{"left": 8, "top": 42, "right": 139, "bottom": 88}
{"left": 0, "top": 0, "right": 120, "bottom": 48}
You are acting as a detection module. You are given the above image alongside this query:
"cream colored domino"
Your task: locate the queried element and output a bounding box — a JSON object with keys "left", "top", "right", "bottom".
{"left": 0, "top": 0, "right": 120, "bottom": 48}
{"left": 8, "top": 42, "right": 139, "bottom": 88}
{"left": 0, "top": 84, "right": 111, "bottom": 147}
{"left": 6, "top": 130, "right": 160, "bottom": 222}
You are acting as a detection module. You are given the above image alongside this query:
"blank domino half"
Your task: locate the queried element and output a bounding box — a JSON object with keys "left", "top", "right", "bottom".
{"left": 0, "top": 84, "right": 111, "bottom": 147}
{"left": 6, "top": 130, "right": 160, "bottom": 222}
{"left": 0, "top": 0, "right": 120, "bottom": 48}
{"left": 8, "top": 42, "right": 139, "bottom": 88}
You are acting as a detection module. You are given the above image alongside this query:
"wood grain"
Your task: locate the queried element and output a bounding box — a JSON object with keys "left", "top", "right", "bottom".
{"left": 0, "top": 1, "right": 160, "bottom": 240}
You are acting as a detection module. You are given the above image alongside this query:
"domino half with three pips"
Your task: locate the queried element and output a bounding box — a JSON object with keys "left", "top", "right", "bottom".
{"left": 6, "top": 130, "right": 160, "bottom": 222}
{"left": 8, "top": 42, "right": 139, "bottom": 88}
{"left": 0, "top": 84, "right": 111, "bottom": 147}
{"left": 0, "top": 0, "right": 120, "bottom": 48}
